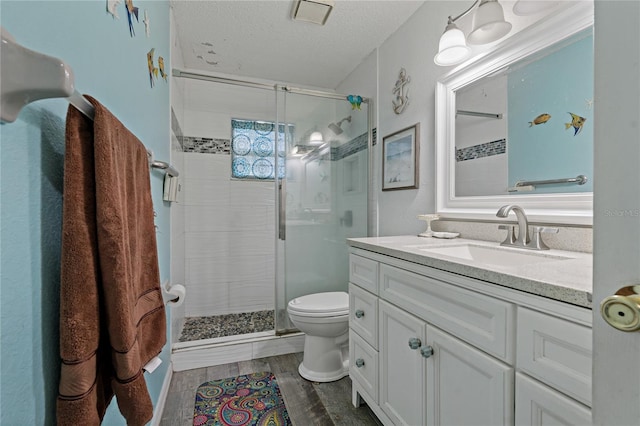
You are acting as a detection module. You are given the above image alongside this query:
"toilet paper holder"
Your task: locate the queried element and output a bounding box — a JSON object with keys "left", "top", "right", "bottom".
{"left": 162, "top": 281, "right": 186, "bottom": 307}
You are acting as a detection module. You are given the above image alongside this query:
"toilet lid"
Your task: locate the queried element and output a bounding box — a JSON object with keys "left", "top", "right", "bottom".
{"left": 287, "top": 292, "right": 349, "bottom": 316}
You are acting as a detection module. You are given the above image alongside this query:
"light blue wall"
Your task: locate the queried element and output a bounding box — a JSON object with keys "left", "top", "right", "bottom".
{"left": 0, "top": 1, "right": 170, "bottom": 424}
{"left": 508, "top": 32, "right": 594, "bottom": 193}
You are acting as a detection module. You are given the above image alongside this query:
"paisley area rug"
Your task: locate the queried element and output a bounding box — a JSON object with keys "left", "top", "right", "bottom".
{"left": 193, "top": 372, "right": 291, "bottom": 426}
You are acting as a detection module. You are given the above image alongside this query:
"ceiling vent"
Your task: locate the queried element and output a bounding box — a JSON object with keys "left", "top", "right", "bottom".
{"left": 292, "top": 0, "right": 335, "bottom": 25}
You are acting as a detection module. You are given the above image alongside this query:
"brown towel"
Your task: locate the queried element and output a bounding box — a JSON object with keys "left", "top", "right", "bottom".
{"left": 57, "top": 96, "right": 166, "bottom": 425}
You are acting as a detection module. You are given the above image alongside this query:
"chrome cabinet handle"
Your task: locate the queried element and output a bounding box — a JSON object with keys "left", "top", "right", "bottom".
{"left": 355, "top": 309, "right": 365, "bottom": 318}
{"left": 355, "top": 358, "right": 365, "bottom": 368}
{"left": 420, "top": 345, "right": 434, "bottom": 358}
{"left": 408, "top": 338, "right": 422, "bottom": 350}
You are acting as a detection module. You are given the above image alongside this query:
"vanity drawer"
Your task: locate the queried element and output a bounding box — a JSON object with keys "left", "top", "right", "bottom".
{"left": 515, "top": 373, "right": 591, "bottom": 425}
{"left": 349, "top": 330, "right": 378, "bottom": 404}
{"left": 517, "top": 307, "right": 592, "bottom": 407}
{"left": 349, "top": 283, "right": 378, "bottom": 348}
{"left": 350, "top": 254, "right": 379, "bottom": 294}
{"left": 379, "top": 263, "right": 515, "bottom": 363}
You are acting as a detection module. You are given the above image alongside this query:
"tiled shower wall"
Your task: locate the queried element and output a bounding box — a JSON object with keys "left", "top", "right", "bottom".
{"left": 182, "top": 150, "right": 276, "bottom": 317}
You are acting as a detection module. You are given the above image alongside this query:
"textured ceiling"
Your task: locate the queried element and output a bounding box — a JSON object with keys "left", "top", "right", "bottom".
{"left": 171, "top": 0, "right": 426, "bottom": 89}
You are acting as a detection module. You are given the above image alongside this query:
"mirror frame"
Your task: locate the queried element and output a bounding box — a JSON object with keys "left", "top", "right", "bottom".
{"left": 435, "top": 2, "right": 594, "bottom": 225}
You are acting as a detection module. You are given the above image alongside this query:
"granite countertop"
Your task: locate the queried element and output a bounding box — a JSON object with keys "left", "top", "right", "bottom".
{"left": 347, "top": 235, "right": 593, "bottom": 309}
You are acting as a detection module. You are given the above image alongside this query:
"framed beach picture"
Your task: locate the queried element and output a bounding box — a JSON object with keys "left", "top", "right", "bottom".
{"left": 382, "top": 123, "right": 419, "bottom": 190}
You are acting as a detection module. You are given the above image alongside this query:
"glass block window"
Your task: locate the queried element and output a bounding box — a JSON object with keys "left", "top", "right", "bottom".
{"left": 231, "top": 119, "right": 291, "bottom": 180}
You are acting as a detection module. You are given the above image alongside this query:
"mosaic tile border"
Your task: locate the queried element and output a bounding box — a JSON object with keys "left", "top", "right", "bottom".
{"left": 182, "top": 136, "right": 231, "bottom": 154}
{"left": 456, "top": 138, "right": 506, "bottom": 162}
{"left": 179, "top": 131, "right": 369, "bottom": 161}
{"left": 331, "top": 131, "right": 368, "bottom": 161}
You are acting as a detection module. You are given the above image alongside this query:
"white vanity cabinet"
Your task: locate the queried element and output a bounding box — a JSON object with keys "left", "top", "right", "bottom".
{"left": 348, "top": 249, "right": 593, "bottom": 426}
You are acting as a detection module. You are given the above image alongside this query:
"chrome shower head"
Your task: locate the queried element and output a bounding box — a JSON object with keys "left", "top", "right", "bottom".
{"left": 328, "top": 115, "right": 352, "bottom": 135}
{"left": 328, "top": 122, "right": 343, "bottom": 135}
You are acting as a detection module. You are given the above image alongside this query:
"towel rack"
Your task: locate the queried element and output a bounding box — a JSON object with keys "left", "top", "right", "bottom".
{"left": 509, "top": 174, "right": 588, "bottom": 192}
{"left": 0, "top": 27, "right": 179, "bottom": 178}
{"left": 456, "top": 109, "right": 503, "bottom": 119}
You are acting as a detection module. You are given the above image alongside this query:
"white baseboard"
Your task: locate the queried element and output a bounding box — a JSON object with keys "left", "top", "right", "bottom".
{"left": 150, "top": 363, "right": 173, "bottom": 426}
{"left": 172, "top": 333, "right": 305, "bottom": 372}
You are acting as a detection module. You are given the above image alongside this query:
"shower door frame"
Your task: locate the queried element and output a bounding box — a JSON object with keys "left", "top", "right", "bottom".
{"left": 172, "top": 69, "right": 374, "bottom": 336}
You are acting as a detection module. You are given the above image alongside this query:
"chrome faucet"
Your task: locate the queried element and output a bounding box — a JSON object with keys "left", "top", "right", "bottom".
{"left": 496, "top": 205, "right": 559, "bottom": 250}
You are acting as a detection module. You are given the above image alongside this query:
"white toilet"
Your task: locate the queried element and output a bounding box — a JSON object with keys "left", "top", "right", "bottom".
{"left": 287, "top": 291, "right": 350, "bottom": 382}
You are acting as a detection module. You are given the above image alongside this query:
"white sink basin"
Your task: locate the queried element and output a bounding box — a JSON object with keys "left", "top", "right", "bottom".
{"left": 412, "top": 243, "right": 573, "bottom": 267}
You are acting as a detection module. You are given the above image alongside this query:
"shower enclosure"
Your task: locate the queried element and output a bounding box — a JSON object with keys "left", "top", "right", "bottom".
{"left": 171, "top": 70, "right": 370, "bottom": 348}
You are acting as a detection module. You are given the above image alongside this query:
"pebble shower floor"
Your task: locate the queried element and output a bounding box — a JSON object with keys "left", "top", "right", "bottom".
{"left": 179, "top": 310, "right": 275, "bottom": 342}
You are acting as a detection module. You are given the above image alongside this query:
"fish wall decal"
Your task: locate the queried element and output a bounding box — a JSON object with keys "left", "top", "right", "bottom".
{"left": 565, "top": 112, "right": 586, "bottom": 135}
{"left": 147, "top": 48, "right": 158, "bottom": 88}
{"left": 125, "top": 0, "right": 139, "bottom": 37}
{"left": 529, "top": 113, "right": 551, "bottom": 127}
{"left": 158, "top": 57, "right": 167, "bottom": 82}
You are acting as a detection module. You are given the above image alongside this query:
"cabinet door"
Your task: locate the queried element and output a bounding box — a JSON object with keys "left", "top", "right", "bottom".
{"left": 426, "top": 325, "right": 514, "bottom": 426}
{"left": 515, "top": 373, "right": 591, "bottom": 426}
{"left": 379, "top": 300, "right": 427, "bottom": 426}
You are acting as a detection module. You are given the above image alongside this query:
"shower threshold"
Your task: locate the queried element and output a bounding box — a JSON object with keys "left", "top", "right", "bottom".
{"left": 178, "top": 310, "right": 275, "bottom": 343}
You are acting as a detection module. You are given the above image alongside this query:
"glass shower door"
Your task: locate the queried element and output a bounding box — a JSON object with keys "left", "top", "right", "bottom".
{"left": 275, "top": 90, "right": 369, "bottom": 332}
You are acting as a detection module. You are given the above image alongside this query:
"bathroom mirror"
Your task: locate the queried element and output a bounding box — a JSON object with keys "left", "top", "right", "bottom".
{"left": 435, "top": 3, "right": 593, "bottom": 224}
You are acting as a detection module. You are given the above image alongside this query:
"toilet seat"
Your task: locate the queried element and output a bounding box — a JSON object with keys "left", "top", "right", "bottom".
{"left": 287, "top": 291, "right": 349, "bottom": 317}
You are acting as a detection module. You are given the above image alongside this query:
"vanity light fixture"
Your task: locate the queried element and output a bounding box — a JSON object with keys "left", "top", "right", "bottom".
{"left": 309, "top": 131, "right": 324, "bottom": 145}
{"left": 434, "top": 0, "right": 512, "bottom": 67}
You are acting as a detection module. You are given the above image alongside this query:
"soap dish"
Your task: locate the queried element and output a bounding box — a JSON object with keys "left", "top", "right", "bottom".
{"left": 432, "top": 232, "right": 460, "bottom": 239}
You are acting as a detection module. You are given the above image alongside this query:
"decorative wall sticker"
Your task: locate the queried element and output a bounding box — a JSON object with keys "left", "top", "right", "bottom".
{"left": 528, "top": 113, "right": 551, "bottom": 127}
{"left": 125, "top": 0, "right": 139, "bottom": 37}
{"left": 347, "top": 95, "right": 362, "bottom": 110}
{"left": 565, "top": 112, "right": 586, "bottom": 135}
{"left": 585, "top": 98, "right": 594, "bottom": 110}
{"left": 158, "top": 56, "right": 167, "bottom": 82}
{"left": 147, "top": 48, "right": 158, "bottom": 88}
{"left": 392, "top": 68, "right": 411, "bottom": 114}
{"left": 143, "top": 9, "right": 150, "bottom": 37}
{"left": 107, "top": 0, "right": 122, "bottom": 19}
{"left": 193, "top": 42, "right": 219, "bottom": 66}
